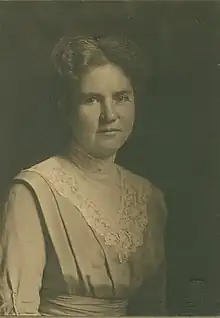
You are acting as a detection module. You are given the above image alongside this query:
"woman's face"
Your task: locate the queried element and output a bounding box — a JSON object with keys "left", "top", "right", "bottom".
{"left": 70, "top": 63, "right": 135, "bottom": 159}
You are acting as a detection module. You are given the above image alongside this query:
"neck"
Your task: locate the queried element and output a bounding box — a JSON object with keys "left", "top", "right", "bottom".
{"left": 63, "top": 142, "right": 116, "bottom": 176}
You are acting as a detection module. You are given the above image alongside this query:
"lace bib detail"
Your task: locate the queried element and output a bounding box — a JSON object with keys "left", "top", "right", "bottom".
{"left": 28, "top": 158, "right": 152, "bottom": 263}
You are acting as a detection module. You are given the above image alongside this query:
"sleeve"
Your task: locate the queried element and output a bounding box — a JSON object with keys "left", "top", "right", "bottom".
{"left": 0, "top": 183, "right": 46, "bottom": 315}
{"left": 127, "top": 186, "right": 168, "bottom": 316}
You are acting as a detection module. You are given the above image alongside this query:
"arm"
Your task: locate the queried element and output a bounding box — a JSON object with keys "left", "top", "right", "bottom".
{"left": 128, "top": 187, "right": 168, "bottom": 316}
{"left": 0, "top": 183, "right": 46, "bottom": 315}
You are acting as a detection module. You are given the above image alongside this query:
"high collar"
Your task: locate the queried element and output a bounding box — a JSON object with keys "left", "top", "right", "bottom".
{"left": 62, "top": 143, "right": 118, "bottom": 181}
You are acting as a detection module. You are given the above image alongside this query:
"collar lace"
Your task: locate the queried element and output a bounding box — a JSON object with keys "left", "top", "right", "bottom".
{"left": 28, "top": 157, "right": 152, "bottom": 263}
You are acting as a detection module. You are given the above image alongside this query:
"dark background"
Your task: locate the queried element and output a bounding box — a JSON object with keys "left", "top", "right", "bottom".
{"left": 0, "top": 0, "right": 220, "bottom": 315}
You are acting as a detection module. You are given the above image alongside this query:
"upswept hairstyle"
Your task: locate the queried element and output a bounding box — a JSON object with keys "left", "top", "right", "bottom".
{"left": 51, "top": 35, "right": 148, "bottom": 116}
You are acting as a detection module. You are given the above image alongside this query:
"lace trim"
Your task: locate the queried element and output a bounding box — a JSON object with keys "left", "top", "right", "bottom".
{"left": 28, "top": 159, "right": 152, "bottom": 263}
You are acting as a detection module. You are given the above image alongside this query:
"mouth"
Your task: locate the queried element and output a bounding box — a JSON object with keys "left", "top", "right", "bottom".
{"left": 97, "top": 128, "right": 121, "bottom": 136}
{"left": 98, "top": 128, "right": 121, "bottom": 133}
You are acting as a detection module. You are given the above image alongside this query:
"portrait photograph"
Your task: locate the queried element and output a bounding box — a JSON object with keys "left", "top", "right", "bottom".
{"left": 0, "top": 0, "right": 219, "bottom": 316}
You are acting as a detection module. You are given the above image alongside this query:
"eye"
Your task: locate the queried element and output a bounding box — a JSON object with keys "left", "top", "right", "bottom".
{"left": 115, "top": 93, "right": 131, "bottom": 103}
{"left": 84, "top": 96, "right": 101, "bottom": 105}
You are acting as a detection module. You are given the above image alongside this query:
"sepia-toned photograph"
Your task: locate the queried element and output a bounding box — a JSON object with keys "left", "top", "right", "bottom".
{"left": 0, "top": 0, "right": 219, "bottom": 316}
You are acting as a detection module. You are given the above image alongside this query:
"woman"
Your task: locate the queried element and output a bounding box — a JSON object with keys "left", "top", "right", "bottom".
{"left": 0, "top": 35, "right": 167, "bottom": 316}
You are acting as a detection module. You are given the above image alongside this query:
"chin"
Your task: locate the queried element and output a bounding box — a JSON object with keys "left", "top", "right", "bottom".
{"left": 90, "top": 136, "right": 130, "bottom": 159}
{"left": 98, "top": 144, "right": 128, "bottom": 159}
{"left": 94, "top": 150, "right": 117, "bottom": 160}
{"left": 90, "top": 145, "right": 118, "bottom": 159}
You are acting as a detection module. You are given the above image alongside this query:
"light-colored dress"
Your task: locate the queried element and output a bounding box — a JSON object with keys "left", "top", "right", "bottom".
{"left": 0, "top": 155, "right": 167, "bottom": 316}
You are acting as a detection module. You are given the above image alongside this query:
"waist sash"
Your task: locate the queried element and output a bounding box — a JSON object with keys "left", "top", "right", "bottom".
{"left": 40, "top": 295, "right": 128, "bottom": 316}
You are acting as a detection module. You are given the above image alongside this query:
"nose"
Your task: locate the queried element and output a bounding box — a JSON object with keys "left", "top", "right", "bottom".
{"left": 100, "top": 97, "right": 117, "bottom": 122}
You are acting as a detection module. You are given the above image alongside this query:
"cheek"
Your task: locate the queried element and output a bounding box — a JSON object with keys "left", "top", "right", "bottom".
{"left": 73, "top": 106, "right": 100, "bottom": 134}
{"left": 119, "top": 103, "right": 136, "bottom": 129}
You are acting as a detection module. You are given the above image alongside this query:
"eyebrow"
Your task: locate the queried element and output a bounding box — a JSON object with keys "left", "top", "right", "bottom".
{"left": 80, "top": 90, "right": 133, "bottom": 97}
{"left": 113, "top": 90, "right": 133, "bottom": 96}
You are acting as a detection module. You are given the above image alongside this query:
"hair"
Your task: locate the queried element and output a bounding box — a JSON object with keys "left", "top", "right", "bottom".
{"left": 51, "top": 35, "right": 149, "bottom": 117}
{"left": 49, "top": 35, "right": 150, "bottom": 151}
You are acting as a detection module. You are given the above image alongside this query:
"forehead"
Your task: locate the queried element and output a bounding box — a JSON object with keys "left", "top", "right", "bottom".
{"left": 79, "top": 63, "right": 133, "bottom": 94}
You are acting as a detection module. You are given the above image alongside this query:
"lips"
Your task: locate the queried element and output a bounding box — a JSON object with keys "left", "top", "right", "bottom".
{"left": 98, "top": 127, "right": 121, "bottom": 133}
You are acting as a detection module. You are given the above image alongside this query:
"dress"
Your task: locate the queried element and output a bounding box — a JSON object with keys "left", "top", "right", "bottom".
{"left": 0, "top": 154, "right": 167, "bottom": 316}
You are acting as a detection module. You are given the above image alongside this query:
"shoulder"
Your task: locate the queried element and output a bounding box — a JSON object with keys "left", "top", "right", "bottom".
{"left": 6, "top": 158, "right": 58, "bottom": 211}
{"left": 118, "top": 165, "right": 167, "bottom": 226}
{"left": 2, "top": 160, "right": 58, "bottom": 217}
{"left": 2, "top": 159, "right": 60, "bottom": 232}
{"left": 15, "top": 156, "right": 76, "bottom": 201}
{"left": 7, "top": 157, "right": 61, "bottom": 206}
{"left": 118, "top": 164, "right": 165, "bottom": 200}
{"left": 118, "top": 165, "right": 152, "bottom": 193}
{"left": 19, "top": 156, "right": 58, "bottom": 176}
{"left": 15, "top": 157, "right": 60, "bottom": 187}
